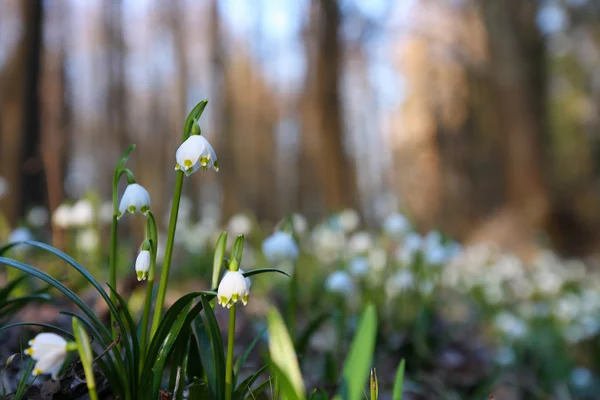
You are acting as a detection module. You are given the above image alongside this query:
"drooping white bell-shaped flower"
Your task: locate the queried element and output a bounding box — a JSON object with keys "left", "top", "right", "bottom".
{"left": 117, "top": 183, "right": 151, "bottom": 219}
{"left": 24, "top": 333, "right": 69, "bottom": 379}
{"left": 52, "top": 203, "right": 72, "bottom": 228}
{"left": 71, "top": 199, "right": 94, "bottom": 227}
{"left": 383, "top": 212, "right": 411, "bottom": 238}
{"left": 217, "top": 270, "right": 250, "bottom": 308}
{"left": 325, "top": 271, "right": 355, "bottom": 296}
{"left": 135, "top": 250, "right": 151, "bottom": 281}
{"left": 262, "top": 232, "right": 299, "bottom": 265}
{"left": 175, "top": 135, "right": 219, "bottom": 176}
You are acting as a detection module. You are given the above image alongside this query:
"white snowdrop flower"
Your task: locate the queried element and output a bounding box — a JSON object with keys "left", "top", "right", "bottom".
{"left": 554, "top": 293, "right": 581, "bottom": 322}
{"left": 383, "top": 212, "right": 410, "bottom": 238}
{"left": 9, "top": 227, "right": 33, "bottom": 245}
{"left": 312, "top": 226, "right": 345, "bottom": 265}
{"left": 217, "top": 270, "right": 250, "bottom": 308}
{"left": 395, "top": 232, "right": 423, "bottom": 264}
{"left": 338, "top": 209, "right": 360, "bottom": 233}
{"left": 385, "top": 269, "right": 414, "bottom": 299}
{"left": 26, "top": 206, "right": 49, "bottom": 228}
{"left": 118, "top": 183, "right": 150, "bottom": 219}
{"left": 71, "top": 199, "right": 94, "bottom": 227}
{"left": 347, "top": 231, "right": 373, "bottom": 256}
{"left": 348, "top": 257, "right": 369, "bottom": 277}
{"left": 135, "top": 250, "right": 151, "bottom": 281}
{"left": 52, "top": 203, "right": 72, "bottom": 228}
{"left": 325, "top": 271, "right": 354, "bottom": 296}
{"left": 423, "top": 231, "right": 447, "bottom": 265}
{"left": 238, "top": 268, "right": 252, "bottom": 289}
{"left": 262, "top": 232, "right": 299, "bottom": 265}
{"left": 494, "top": 311, "right": 528, "bottom": 340}
{"left": 76, "top": 229, "right": 99, "bottom": 253}
{"left": 98, "top": 201, "right": 114, "bottom": 224}
{"left": 368, "top": 248, "right": 387, "bottom": 271}
{"left": 227, "top": 214, "right": 253, "bottom": 236}
{"left": 292, "top": 213, "right": 309, "bottom": 236}
{"left": 570, "top": 367, "right": 593, "bottom": 389}
{"left": 24, "top": 333, "right": 69, "bottom": 379}
{"left": 0, "top": 176, "right": 8, "bottom": 199}
{"left": 175, "top": 135, "right": 218, "bottom": 176}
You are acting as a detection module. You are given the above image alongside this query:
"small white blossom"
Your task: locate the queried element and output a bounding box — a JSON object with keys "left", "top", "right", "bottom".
{"left": 77, "top": 229, "right": 99, "bottom": 253}
{"left": 325, "top": 271, "right": 354, "bottom": 296}
{"left": 227, "top": 214, "right": 253, "bottom": 236}
{"left": 385, "top": 269, "right": 414, "bottom": 298}
{"left": 135, "top": 250, "right": 151, "bottom": 281}
{"left": 217, "top": 270, "right": 250, "bottom": 308}
{"left": 262, "top": 232, "right": 299, "bottom": 265}
{"left": 52, "top": 203, "right": 72, "bottom": 228}
{"left": 118, "top": 183, "right": 151, "bottom": 219}
{"left": 8, "top": 228, "right": 33, "bottom": 249}
{"left": 175, "top": 135, "right": 218, "bottom": 176}
{"left": 99, "top": 201, "right": 114, "bottom": 224}
{"left": 27, "top": 206, "right": 49, "bottom": 228}
{"left": 383, "top": 212, "right": 410, "bottom": 238}
{"left": 338, "top": 209, "right": 360, "bottom": 233}
{"left": 71, "top": 199, "right": 94, "bottom": 227}
{"left": 292, "top": 213, "right": 309, "bottom": 236}
{"left": 347, "top": 231, "right": 373, "bottom": 256}
{"left": 24, "top": 333, "right": 68, "bottom": 379}
{"left": 348, "top": 257, "right": 369, "bottom": 277}
{"left": 571, "top": 367, "right": 593, "bottom": 389}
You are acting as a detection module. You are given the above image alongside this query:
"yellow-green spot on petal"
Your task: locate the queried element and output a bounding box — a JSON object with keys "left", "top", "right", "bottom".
{"left": 175, "top": 163, "right": 181, "bottom": 170}
{"left": 243, "top": 294, "right": 249, "bottom": 303}
{"left": 25, "top": 348, "right": 33, "bottom": 355}
{"left": 184, "top": 159, "right": 193, "bottom": 170}
{"left": 141, "top": 205, "right": 149, "bottom": 215}
{"left": 33, "top": 369, "right": 42, "bottom": 376}
{"left": 219, "top": 296, "right": 228, "bottom": 305}
{"left": 200, "top": 156, "right": 209, "bottom": 167}
{"left": 232, "top": 293, "right": 239, "bottom": 301}
{"left": 213, "top": 161, "right": 219, "bottom": 171}
{"left": 128, "top": 205, "right": 136, "bottom": 213}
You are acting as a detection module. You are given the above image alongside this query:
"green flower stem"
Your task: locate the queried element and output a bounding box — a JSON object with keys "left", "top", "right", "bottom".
{"left": 108, "top": 215, "right": 118, "bottom": 341}
{"left": 150, "top": 171, "right": 184, "bottom": 337}
{"left": 225, "top": 303, "right": 237, "bottom": 400}
{"left": 287, "top": 264, "right": 298, "bottom": 343}
{"left": 140, "top": 212, "right": 158, "bottom": 365}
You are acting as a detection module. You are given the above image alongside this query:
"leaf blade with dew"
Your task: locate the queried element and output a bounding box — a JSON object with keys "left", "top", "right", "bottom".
{"left": 267, "top": 307, "right": 305, "bottom": 400}
{"left": 338, "top": 304, "right": 377, "bottom": 400}
{"left": 392, "top": 359, "right": 405, "bottom": 400}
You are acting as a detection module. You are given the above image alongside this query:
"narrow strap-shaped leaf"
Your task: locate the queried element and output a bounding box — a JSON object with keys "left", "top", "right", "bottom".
{"left": 199, "top": 295, "right": 226, "bottom": 399}
{"left": 392, "top": 359, "right": 405, "bottom": 400}
{"left": 186, "top": 336, "right": 205, "bottom": 399}
{"left": 233, "top": 364, "right": 268, "bottom": 399}
{"left": 247, "top": 378, "right": 273, "bottom": 399}
{"left": 182, "top": 100, "right": 208, "bottom": 141}
{"left": 0, "top": 322, "right": 73, "bottom": 339}
{"left": 338, "top": 304, "right": 377, "bottom": 400}
{"left": 234, "top": 327, "right": 267, "bottom": 388}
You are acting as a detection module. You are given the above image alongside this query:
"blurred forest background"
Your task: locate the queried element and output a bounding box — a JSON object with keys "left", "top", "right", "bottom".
{"left": 1, "top": 0, "right": 600, "bottom": 259}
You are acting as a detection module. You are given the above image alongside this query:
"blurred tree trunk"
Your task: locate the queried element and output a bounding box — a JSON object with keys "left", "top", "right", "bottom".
{"left": 468, "top": 0, "right": 551, "bottom": 256}
{"left": 211, "top": 0, "right": 239, "bottom": 220}
{"left": 314, "top": 0, "right": 358, "bottom": 211}
{"left": 40, "top": 1, "right": 71, "bottom": 248}
{"left": 0, "top": 0, "right": 44, "bottom": 225}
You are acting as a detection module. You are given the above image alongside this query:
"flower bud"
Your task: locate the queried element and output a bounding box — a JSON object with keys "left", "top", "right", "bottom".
{"left": 135, "top": 249, "right": 151, "bottom": 281}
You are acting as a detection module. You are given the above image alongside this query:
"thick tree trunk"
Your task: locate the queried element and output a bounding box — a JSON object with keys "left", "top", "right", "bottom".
{"left": 0, "top": 0, "right": 44, "bottom": 225}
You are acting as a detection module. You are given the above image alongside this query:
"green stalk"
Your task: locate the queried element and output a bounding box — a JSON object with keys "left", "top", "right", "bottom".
{"left": 109, "top": 216, "right": 118, "bottom": 341}
{"left": 150, "top": 171, "right": 184, "bottom": 337}
{"left": 72, "top": 318, "right": 99, "bottom": 400}
{"left": 225, "top": 303, "right": 237, "bottom": 400}
{"left": 287, "top": 264, "right": 298, "bottom": 343}
{"left": 140, "top": 212, "right": 158, "bottom": 365}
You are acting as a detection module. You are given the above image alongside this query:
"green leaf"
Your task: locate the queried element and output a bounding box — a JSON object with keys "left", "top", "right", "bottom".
{"left": 248, "top": 378, "right": 273, "bottom": 399}
{"left": 243, "top": 268, "right": 291, "bottom": 279}
{"left": 267, "top": 308, "right": 305, "bottom": 400}
{"left": 113, "top": 145, "right": 136, "bottom": 187}
{"left": 169, "top": 327, "right": 192, "bottom": 400}
{"left": 231, "top": 235, "right": 245, "bottom": 265}
{"left": 233, "top": 364, "right": 268, "bottom": 400}
{"left": 212, "top": 232, "right": 228, "bottom": 289}
{"left": 186, "top": 335, "right": 205, "bottom": 399}
{"left": 338, "top": 304, "right": 377, "bottom": 400}
{"left": 234, "top": 326, "right": 266, "bottom": 387}
{"left": 0, "top": 322, "right": 73, "bottom": 339}
{"left": 392, "top": 359, "right": 405, "bottom": 400}
{"left": 198, "top": 296, "right": 226, "bottom": 399}
{"left": 183, "top": 100, "right": 209, "bottom": 141}
{"left": 295, "top": 312, "right": 331, "bottom": 357}
{"left": 72, "top": 317, "right": 97, "bottom": 396}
